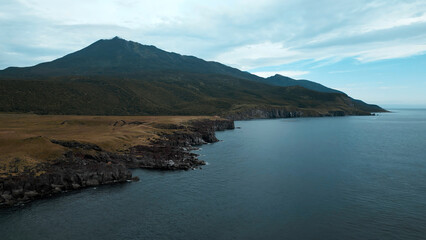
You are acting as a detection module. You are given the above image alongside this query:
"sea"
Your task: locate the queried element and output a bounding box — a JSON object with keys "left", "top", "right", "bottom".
{"left": 1, "top": 109, "right": 425, "bottom": 240}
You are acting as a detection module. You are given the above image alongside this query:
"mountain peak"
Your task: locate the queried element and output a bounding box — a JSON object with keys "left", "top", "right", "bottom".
{"left": 96, "top": 36, "right": 129, "bottom": 45}
{"left": 108, "top": 36, "right": 128, "bottom": 42}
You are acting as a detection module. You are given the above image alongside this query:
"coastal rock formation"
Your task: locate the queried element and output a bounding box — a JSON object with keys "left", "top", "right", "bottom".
{"left": 224, "top": 109, "right": 304, "bottom": 120}
{"left": 0, "top": 119, "right": 234, "bottom": 207}
{"left": 223, "top": 107, "right": 370, "bottom": 120}
{"left": 0, "top": 153, "right": 131, "bottom": 206}
{"left": 125, "top": 119, "right": 234, "bottom": 169}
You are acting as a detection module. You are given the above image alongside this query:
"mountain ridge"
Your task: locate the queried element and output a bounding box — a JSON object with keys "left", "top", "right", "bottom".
{"left": 0, "top": 37, "right": 386, "bottom": 116}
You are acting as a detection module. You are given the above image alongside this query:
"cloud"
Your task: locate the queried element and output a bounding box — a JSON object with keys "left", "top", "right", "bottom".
{"left": 251, "top": 70, "right": 309, "bottom": 78}
{"left": 214, "top": 42, "right": 302, "bottom": 70}
{"left": 355, "top": 43, "right": 426, "bottom": 62}
{"left": 1, "top": 0, "right": 426, "bottom": 69}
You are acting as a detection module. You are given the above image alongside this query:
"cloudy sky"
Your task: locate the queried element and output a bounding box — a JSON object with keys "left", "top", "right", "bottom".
{"left": 1, "top": 0, "right": 426, "bottom": 107}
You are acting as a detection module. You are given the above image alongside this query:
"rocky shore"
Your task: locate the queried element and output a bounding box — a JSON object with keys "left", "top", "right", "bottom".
{"left": 0, "top": 119, "right": 234, "bottom": 207}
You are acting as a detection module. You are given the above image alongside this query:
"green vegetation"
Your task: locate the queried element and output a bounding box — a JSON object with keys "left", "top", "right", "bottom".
{"left": 0, "top": 72, "right": 380, "bottom": 116}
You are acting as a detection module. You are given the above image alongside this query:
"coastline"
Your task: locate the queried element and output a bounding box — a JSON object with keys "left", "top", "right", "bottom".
{"left": 0, "top": 108, "right": 379, "bottom": 207}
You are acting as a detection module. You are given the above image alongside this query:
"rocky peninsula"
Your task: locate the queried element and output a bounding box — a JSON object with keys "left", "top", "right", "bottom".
{"left": 0, "top": 115, "right": 234, "bottom": 207}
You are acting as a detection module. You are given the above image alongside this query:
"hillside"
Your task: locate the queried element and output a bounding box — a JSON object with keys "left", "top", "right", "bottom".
{"left": 0, "top": 37, "right": 385, "bottom": 116}
{"left": 261, "top": 74, "right": 383, "bottom": 113}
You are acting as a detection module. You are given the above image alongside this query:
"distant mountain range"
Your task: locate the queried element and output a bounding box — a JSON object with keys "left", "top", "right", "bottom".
{"left": 0, "top": 37, "right": 385, "bottom": 117}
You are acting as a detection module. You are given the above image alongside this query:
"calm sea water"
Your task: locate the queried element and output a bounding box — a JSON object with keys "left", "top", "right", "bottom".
{"left": 1, "top": 109, "right": 426, "bottom": 240}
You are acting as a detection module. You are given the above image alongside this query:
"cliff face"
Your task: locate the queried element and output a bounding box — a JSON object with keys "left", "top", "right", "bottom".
{"left": 224, "top": 109, "right": 304, "bottom": 120}
{"left": 223, "top": 108, "right": 370, "bottom": 120}
{"left": 0, "top": 119, "right": 234, "bottom": 207}
{"left": 0, "top": 153, "right": 132, "bottom": 206}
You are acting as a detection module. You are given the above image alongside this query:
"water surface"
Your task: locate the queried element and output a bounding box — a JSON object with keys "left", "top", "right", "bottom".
{"left": 1, "top": 109, "right": 426, "bottom": 239}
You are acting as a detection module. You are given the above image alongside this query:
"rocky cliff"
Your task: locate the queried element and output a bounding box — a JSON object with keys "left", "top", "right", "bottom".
{"left": 223, "top": 107, "right": 370, "bottom": 120}
{"left": 0, "top": 119, "right": 234, "bottom": 207}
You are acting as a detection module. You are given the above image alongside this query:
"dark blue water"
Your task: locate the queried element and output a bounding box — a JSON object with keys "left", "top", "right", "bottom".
{"left": 1, "top": 109, "right": 426, "bottom": 240}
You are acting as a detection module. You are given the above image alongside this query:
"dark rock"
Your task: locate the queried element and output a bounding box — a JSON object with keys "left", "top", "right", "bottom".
{"left": 86, "top": 179, "right": 100, "bottom": 187}
{"left": 24, "top": 191, "right": 39, "bottom": 198}
{"left": 113, "top": 120, "right": 126, "bottom": 126}
{"left": 1, "top": 193, "right": 12, "bottom": 201}
{"left": 50, "top": 140, "right": 103, "bottom": 151}
{"left": 128, "top": 121, "right": 145, "bottom": 125}
{"left": 132, "top": 176, "right": 140, "bottom": 182}
{"left": 153, "top": 123, "right": 185, "bottom": 130}
{"left": 328, "top": 110, "right": 346, "bottom": 116}
{"left": 12, "top": 188, "right": 24, "bottom": 198}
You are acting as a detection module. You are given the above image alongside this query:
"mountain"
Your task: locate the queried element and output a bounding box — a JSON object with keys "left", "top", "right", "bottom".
{"left": 0, "top": 37, "right": 385, "bottom": 117}
{"left": 0, "top": 37, "right": 261, "bottom": 81}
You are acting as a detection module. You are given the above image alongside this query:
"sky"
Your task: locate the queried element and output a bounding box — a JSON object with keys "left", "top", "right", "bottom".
{"left": 1, "top": 0, "right": 425, "bottom": 107}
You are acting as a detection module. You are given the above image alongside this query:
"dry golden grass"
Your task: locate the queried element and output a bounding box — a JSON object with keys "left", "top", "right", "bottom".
{"left": 0, "top": 113, "right": 218, "bottom": 176}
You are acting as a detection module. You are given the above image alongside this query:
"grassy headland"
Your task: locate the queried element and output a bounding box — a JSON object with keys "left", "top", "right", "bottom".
{"left": 0, "top": 113, "right": 218, "bottom": 177}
